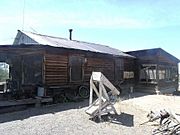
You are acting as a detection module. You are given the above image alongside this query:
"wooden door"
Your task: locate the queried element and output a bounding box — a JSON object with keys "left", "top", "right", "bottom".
{"left": 69, "top": 56, "right": 84, "bottom": 82}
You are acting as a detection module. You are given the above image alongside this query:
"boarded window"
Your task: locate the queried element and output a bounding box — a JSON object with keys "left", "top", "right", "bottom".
{"left": 69, "top": 56, "right": 83, "bottom": 82}
{"left": 123, "top": 71, "right": 134, "bottom": 79}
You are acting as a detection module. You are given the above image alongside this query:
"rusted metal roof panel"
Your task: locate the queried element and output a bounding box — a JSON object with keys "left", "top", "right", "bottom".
{"left": 16, "top": 30, "right": 134, "bottom": 58}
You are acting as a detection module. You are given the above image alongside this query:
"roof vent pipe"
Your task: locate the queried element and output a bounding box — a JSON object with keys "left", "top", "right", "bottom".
{"left": 69, "top": 29, "right": 73, "bottom": 40}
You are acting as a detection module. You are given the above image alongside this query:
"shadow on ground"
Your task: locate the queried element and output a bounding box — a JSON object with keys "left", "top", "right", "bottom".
{"left": 0, "top": 92, "right": 155, "bottom": 124}
{"left": 110, "top": 113, "right": 134, "bottom": 127}
{"left": 92, "top": 113, "right": 134, "bottom": 127}
{"left": 0, "top": 99, "right": 89, "bottom": 123}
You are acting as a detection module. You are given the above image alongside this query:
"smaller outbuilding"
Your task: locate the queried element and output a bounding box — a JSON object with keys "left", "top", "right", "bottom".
{"left": 127, "top": 48, "right": 180, "bottom": 94}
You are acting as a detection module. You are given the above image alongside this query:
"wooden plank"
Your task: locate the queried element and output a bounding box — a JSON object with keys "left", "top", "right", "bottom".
{"left": 46, "top": 78, "right": 67, "bottom": 82}
{"left": 46, "top": 82, "right": 67, "bottom": 85}
{"left": 45, "top": 68, "right": 67, "bottom": 71}
{"left": 45, "top": 74, "right": 67, "bottom": 77}
{"left": 45, "top": 57, "right": 68, "bottom": 61}
{"left": 45, "top": 63, "right": 67, "bottom": 66}
{"left": 45, "top": 77, "right": 67, "bottom": 80}
{"left": 45, "top": 66, "right": 67, "bottom": 68}
{"left": 45, "top": 70, "right": 68, "bottom": 74}
{"left": 45, "top": 65, "right": 67, "bottom": 67}
{"left": 45, "top": 72, "right": 67, "bottom": 75}
{"left": 45, "top": 60, "right": 67, "bottom": 63}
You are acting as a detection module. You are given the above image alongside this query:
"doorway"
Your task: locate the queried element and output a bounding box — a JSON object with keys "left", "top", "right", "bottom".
{"left": 69, "top": 56, "right": 84, "bottom": 82}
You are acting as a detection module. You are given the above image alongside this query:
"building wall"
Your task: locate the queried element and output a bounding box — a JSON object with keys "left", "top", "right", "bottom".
{"left": 133, "top": 59, "right": 179, "bottom": 93}
{"left": 43, "top": 48, "right": 135, "bottom": 96}
{"left": 84, "top": 57, "right": 115, "bottom": 82}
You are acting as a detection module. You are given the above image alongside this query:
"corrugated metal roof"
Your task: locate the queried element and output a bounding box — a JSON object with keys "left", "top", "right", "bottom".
{"left": 16, "top": 30, "right": 134, "bottom": 58}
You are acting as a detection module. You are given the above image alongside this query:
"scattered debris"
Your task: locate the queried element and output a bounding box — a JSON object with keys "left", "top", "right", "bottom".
{"left": 141, "top": 109, "right": 180, "bottom": 134}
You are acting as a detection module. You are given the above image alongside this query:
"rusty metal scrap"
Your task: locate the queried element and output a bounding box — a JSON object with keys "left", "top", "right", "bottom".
{"left": 141, "top": 109, "right": 180, "bottom": 135}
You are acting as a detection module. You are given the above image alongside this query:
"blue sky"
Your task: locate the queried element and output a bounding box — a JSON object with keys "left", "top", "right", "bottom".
{"left": 0, "top": 0, "right": 180, "bottom": 63}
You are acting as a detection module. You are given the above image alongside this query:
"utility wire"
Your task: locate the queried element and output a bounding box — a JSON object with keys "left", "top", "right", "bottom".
{"left": 22, "top": 0, "right": 26, "bottom": 30}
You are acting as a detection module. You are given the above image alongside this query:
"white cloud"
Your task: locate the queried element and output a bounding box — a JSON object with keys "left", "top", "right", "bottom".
{"left": 19, "top": 11, "right": 154, "bottom": 29}
{"left": 2, "top": 0, "right": 180, "bottom": 32}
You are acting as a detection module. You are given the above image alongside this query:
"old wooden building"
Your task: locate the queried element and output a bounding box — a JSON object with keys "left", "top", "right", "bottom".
{"left": 0, "top": 30, "right": 179, "bottom": 101}
{"left": 0, "top": 30, "right": 135, "bottom": 100}
{"left": 127, "top": 48, "right": 179, "bottom": 94}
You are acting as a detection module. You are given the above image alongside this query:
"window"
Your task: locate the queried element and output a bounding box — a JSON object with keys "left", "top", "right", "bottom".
{"left": 171, "top": 67, "right": 178, "bottom": 81}
{"left": 158, "top": 66, "right": 177, "bottom": 81}
{"left": 159, "top": 70, "right": 165, "bottom": 80}
{"left": 123, "top": 71, "right": 134, "bottom": 79}
{"left": 116, "top": 59, "right": 124, "bottom": 70}
{"left": 0, "top": 62, "right": 9, "bottom": 82}
{"left": 140, "top": 64, "right": 157, "bottom": 83}
{"left": 165, "top": 68, "right": 171, "bottom": 80}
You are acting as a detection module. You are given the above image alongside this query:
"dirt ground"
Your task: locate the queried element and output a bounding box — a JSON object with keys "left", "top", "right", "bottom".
{"left": 0, "top": 92, "right": 179, "bottom": 135}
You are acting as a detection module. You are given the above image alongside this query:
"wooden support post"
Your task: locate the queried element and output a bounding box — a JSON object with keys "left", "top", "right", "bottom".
{"left": 156, "top": 64, "right": 160, "bottom": 94}
{"left": 92, "top": 82, "right": 100, "bottom": 97}
{"left": 100, "top": 83, "right": 110, "bottom": 101}
{"left": 98, "top": 81, "right": 102, "bottom": 121}
{"left": 89, "top": 76, "right": 93, "bottom": 105}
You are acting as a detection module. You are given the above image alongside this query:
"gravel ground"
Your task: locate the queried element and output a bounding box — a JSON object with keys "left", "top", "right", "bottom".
{"left": 1, "top": 92, "right": 179, "bottom": 135}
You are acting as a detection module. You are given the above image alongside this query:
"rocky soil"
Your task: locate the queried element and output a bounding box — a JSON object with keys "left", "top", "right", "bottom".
{"left": 0, "top": 92, "right": 179, "bottom": 135}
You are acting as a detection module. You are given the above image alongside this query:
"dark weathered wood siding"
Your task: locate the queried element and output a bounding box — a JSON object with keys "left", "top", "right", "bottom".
{"left": 84, "top": 57, "right": 115, "bottom": 82}
{"left": 128, "top": 49, "right": 179, "bottom": 93}
{"left": 44, "top": 54, "right": 68, "bottom": 86}
{"left": 42, "top": 48, "right": 134, "bottom": 92}
{"left": 0, "top": 45, "right": 135, "bottom": 97}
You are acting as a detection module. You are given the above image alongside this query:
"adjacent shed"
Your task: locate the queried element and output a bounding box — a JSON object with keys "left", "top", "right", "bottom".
{"left": 127, "top": 48, "right": 180, "bottom": 94}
